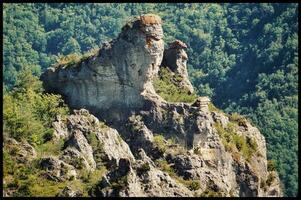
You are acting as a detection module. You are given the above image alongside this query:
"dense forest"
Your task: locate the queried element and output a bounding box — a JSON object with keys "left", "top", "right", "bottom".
{"left": 3, "top": 3, "right": 298, "bottom": 196}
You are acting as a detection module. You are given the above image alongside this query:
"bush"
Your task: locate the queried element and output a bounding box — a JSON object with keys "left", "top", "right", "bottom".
{"left": 55, "top": 53, "right": 82, "bottom": 68}
{"left": 153, "top": 135, "right": 168, "bottom": 154}
{"left": 189, "top": 181, "right": 200, "bottom": 191}
{"left": 137, "top": 163, "right": 151, "bottom": 175}
{"left": 229, "top": 113, "right": 247, "bottom": 127}
{"left": 3, "top": 69, "right": 69, "bottom": 146}
{"left": 35, "top": 139, "right": 65, "bottom": 157}
{"left": 214, "top": 122, "right": 257, "bottom": 161}
{"left": 153, "top": 67, "right": 198, "bottom": 103}
{"left": 208, "top": 102, "right": 222, "bottom": 113}
{"left": 267, "top": 160, "right": 276, "bottom": 171}
{"left": 155, "top": 159, "right": 176, "bottom": 177}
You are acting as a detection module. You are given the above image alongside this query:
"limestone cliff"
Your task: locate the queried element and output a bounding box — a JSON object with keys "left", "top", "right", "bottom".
{"left": 41, "top": 14, "right": 164, "bottom": 122}
{"left": 37, "top": 14, "right": 282, "bottom": 197}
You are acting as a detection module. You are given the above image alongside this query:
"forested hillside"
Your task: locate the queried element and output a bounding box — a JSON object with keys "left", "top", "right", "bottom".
{"left": 3, "top": 3, "right": 298, "bottom": 196}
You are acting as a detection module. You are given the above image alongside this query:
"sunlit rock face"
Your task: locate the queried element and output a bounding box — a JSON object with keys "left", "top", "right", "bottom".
{"left": 41, "top": 14, "right": 165, "bottom": 122}
{"left": 40, "top": 14, "right": 282, "bottom": 197}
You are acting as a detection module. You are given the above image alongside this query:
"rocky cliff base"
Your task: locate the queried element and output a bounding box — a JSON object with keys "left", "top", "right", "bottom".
{"left": 4, "top": 108, "right": 282, "bottom": 197}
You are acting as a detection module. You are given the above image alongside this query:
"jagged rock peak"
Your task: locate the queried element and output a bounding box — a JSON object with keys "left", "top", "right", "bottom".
{"left": 168, "top": 39, "right": 188, "bottom": 49}
{"left": 161, "top": 39, "right": 194, "bottom": 93}
{"left": 41, "top": 14, "right": 165, "bottom": 123}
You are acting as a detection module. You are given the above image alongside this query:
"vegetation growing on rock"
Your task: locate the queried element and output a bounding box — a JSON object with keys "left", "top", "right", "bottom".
{"left": 3, "top": 3, "right": 295, "bottom": 196}
{"left": 214, "top": 122, "right": 258, "bottom": 161}
{"left": 153, "top": 67, "right": 198, "bottom": 103}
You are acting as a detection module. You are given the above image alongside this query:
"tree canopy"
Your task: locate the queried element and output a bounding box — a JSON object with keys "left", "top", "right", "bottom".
{"left": 3, "top": 3, "right": 298, "bottom": 196}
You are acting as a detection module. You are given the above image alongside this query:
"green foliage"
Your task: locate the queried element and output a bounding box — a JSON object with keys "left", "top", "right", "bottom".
{"left": 54, "top": 53, "right": 82, "bottom": 68}
{"left": 3, "top": 68, "right": 69, "bottom": 146}
{"left": 110, "top": 175, "right": 128, "bottom": 190}
{"left": 36, "top": 139, "right": 65, "bottom": 157}
{"left": 137, "top": 163, "right": 151, "bottom": 176}
{"left": 208, "top": 102, "right": 222, "bottom": 113}
{"left": 188, "top": 181, "right": 200, "bottom": 191}
{"left": 80, "top": 167, "right": 107, "bottom": 188}
{"left": 153, "top": 67, "right": 198, "bottom": 103}
{"left": 214, "top": 122, "right": 258, "bottom": 161}
{"left": 155, "top": 159, "right": 176, "bottom": 177}
{"left": 229, "top": 112, "right": 250, "bottom": 127}
{"left": 3, "top": 3, "right": 298, "bottom": 196}
{"left": 153, "top": 135, "right": 168, "bottom": 154}
{"left": 86, "top": 132, "right": 99, "bottom": 149}
{"left": 267, "top": 160, "right": 277, "bottom": 172}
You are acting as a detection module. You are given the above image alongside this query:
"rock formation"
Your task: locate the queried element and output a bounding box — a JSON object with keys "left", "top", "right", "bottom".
{"left": 33, "top": 14, "right": 283, "bottom": 197}
{"left": 41, "top": 14, "right": 165, "bottom": 123}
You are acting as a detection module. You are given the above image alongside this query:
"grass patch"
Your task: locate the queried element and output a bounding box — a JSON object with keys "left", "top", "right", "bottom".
{"left": 153, "top": 135, "right": 168, "bottom": 154}
{"left": 153, "top": 67, "right": 197, "bottom": 103}
{"left": 137, "top": 163, "right": 151, "bottom": 176}
{"left": 208, "top": 102, "right": 222, "bottom": 113}
{"left": 267, "top": 160, "right": 276, "bottom": 171}
{"left": 214, "top": 122, "right": 258, "bottom": 161}
{"left": 35, "top": 138, "right": 65, "bottom": 157}
{"left": 53, "top": 48, "right": 99, "bottom": 69}
{"left": 229, "top": 112, "right": 248, "bottom": 127}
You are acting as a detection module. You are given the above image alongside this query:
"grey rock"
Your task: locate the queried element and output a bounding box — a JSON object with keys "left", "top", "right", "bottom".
{"left": 161, "top": 40, "right": 194, "bottom": 94}
{"left": 57, "top": 186, "right": 82, "bottom": 197}
{"left": 39, "top": 156, "right": 77, "bottom": 181}
{"left": 38, "top": 14, "right": 282, "bottom": 197}
{"left": 41, "top": 14, "right": 165, "bottom": 123}
{"left": 66, "top": 129, "right": 96, "bottom": 170}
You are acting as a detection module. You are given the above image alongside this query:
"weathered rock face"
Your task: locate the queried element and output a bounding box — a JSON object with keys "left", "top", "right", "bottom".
{"left": 37, "top": 14, "right": 282, "bottom": 197}
{"left": 4, "top": 108, "right": 281, "bottom": 197}
{"left": 41, "top": 14, "right": 165, "bottom": 122}
{"left": 162, "top": 40, "right": 194, "bottom": 94}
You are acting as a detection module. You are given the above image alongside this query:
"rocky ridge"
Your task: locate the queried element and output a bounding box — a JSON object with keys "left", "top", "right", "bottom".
{"left": 25, "top": 14, "right": 283, "bottom": 197}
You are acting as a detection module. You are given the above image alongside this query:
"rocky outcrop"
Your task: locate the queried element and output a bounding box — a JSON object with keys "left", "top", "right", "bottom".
{"left": 58, "top": 109, "right": 135, "bottom": 171}
{"left": 39, "top": 156, "right": 77, "bottom": 181}
{"left": 41, "top": 14, "right": 165, "bottom": 123}
{"left": 4, "top": 138, "right": 37, "bottom": 163}
{"left": 162, "top": 40, "right": 194, "bottom": 94}
{"left": 37, "top": 14, "right": 282, "bottom": 197}
{"left": 57, "top": 186, "right": 82, "bottom": 197}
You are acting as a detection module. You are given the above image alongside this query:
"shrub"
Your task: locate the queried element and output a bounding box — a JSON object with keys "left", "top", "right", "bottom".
{"left": 229, "top": 112, "right": 247, "bottom": 127}
{"left": 189, "top": 181, "right": 200, "bottom": 191}
{"left": 137, "top": 163, "right": 151, "bottom": 176}
{"left": 208, "top": 102, "right": 222, "bottom": 113}
{"left": 246, "top": 137, "right": 258, "bottom": 152}
{"left": 110, "top": 175, "right": 128, "bottom": 190}
{"left": 36, "top": 139, "right": 65, "bottom": 157}
{"left": 153, "top": 135, "right": 168, "bottom": 154}
{"left": 55, "top": 53, "right": 81, "bottom": 68}
{"left": 155, "top": 159, "right": 176, "bottom": 177}
{"left": 3, "top": 69, "right": 69, "bottom": 146}
{"left": 267, "top": 160, "right": 276, "bottom": 171}
{"left": 153, "top": 67, "right": 198, "bottom": 103}
{"left": 233, "top": 134, "right": 244, "bottom": 151}
{"left": 214, "top": 122, "right": 257, "bottom": 161}
{"left": 86, "top": 132, "right": 99, "bottom": 149}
